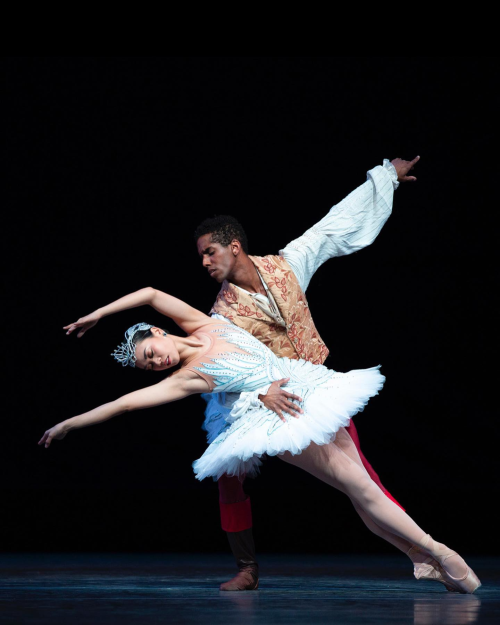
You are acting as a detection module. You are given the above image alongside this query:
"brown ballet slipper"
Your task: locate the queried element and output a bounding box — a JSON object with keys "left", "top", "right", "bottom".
{"left": 220, "top": 528, "right": 259, "bottom": 591}
{"left": 220, "top": 527, "right": 259, "bottom": 591}
{"left": 220, "top": 560, "right": 259, "bottom": 591}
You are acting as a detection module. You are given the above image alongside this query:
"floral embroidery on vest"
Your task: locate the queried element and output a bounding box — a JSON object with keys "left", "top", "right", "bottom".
{"left": 210, "top": 255, "right": 329, "bottom": 365}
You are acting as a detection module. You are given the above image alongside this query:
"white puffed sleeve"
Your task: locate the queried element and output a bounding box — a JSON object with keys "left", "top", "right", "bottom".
{"left": 280, "top": 160, "right": 398, "bottom": 292}
{"left": 210, "top": 313, "right": 232, "bottom": 323}
{"left": 226, "top": 385, "right": 271, "bottom": 423}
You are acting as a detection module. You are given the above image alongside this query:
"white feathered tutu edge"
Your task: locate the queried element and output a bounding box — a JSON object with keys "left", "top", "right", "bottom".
{"left": 193, "top": 364, "right": 385, "bottom": 481}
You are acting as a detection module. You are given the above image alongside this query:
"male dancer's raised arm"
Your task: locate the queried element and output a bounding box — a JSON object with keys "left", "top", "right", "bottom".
{"left": 280, "top": 157, "right": 419, "bottom": 292}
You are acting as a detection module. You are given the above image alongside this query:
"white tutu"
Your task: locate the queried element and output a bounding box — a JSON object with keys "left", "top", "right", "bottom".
{"left": 193, "top": 362, "right": 385, "bottom": 481}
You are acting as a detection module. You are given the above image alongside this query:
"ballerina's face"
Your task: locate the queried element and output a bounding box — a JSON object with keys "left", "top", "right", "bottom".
{"left": 197, "top": 234, "right": 240, "bottom": 283}
{"left": 134, "top": 328, "right": 180, "bottom": 372}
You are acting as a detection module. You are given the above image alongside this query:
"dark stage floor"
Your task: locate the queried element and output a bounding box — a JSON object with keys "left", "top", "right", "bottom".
{"left": 0, "top": 553, "right": 498, "bottom": 624}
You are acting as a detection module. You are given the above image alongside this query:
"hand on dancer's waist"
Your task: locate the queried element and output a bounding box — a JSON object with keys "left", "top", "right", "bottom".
{"left": 391, "top": 155, "right": 420, "bottom": 182}
{"left": 258, "top": 378, "right": 303, "bottom": 423}
{"left": 64, "top": 310, "right": 101, "bottom": 338}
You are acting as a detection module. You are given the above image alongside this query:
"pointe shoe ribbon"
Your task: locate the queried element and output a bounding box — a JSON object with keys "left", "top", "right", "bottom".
{"left": 418, "top": 534, "right": 481, "bottom": 594}
{"left": 407, "top": 545, "right": 457, "bottom": 592}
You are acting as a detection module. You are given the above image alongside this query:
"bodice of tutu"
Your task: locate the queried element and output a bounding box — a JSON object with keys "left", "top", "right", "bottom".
{"left": 182, "top": 322, "right": 278, "bottom": 392}
{"left": 185, "top": 322, "right": 385, "bottom": 481}
{"left": 182, "top": 322, "right": 332, "bottom": 394}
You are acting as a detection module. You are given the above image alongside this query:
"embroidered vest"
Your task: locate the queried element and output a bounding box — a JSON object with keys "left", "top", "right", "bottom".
{"left": 210, "top": 255, "right": 329, "bottom": 365}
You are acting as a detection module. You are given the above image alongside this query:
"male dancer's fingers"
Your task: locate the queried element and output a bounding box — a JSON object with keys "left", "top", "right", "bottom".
{"left": 277, "top": 378, "right": 290, "bottom": 387}
{"left": 287, "top": 401, "right": 303, "bottom": 415}
{"left": 392, "top": 155, "right": 420, "bottom": 183}
{"left": 283, "top": 401, "right": 301, "bottom": 417}
{"left": 401, "top": 156, "right": 419, "bottom": 180}
{"left": 288, "top": 406, "right": 301, "bottom": 418}
{"left": 276, "top": 409, "right": 286, "bottom": 423}
{"left": 282, "top": 391, "right": 303, "bottom": 414}
{"left": 283, "top": 391, "right": 303, "bottom": 402}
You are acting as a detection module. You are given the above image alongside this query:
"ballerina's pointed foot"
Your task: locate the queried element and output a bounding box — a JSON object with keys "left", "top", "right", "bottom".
{"left": 418, "top": 534, "right": 481, "bottom": 594}
{"left": 408, "top": 545, "right": 459, "bottom": 592}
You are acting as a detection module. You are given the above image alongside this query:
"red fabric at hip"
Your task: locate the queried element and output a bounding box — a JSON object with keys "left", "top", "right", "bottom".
{"left": 346, "top": 420, "right": 405, "bottom": 511}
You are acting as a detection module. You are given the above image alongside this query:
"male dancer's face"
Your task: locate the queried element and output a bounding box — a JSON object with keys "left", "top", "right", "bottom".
{"left": 197, "top": 234, "right": 238, "bottom": 283}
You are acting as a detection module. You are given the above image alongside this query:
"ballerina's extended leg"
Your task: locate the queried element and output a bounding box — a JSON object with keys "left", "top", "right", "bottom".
{"left": 280, "top": 439, "right": 480, "bottom": 593}
{"left": 332, "top": 428, "right": 459, "bottom": 591}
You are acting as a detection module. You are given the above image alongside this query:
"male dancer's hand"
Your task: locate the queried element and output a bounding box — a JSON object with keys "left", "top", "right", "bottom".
{"left": 391, "top": 155, "right": 420, "bottom": 182}
{"left": 258, "top": 379, "right": 303, "bottom": 422}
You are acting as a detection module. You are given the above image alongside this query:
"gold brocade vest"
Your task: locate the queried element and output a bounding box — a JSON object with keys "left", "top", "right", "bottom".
{"left": 210, "top": 255, "right": 329, "bottom": 365}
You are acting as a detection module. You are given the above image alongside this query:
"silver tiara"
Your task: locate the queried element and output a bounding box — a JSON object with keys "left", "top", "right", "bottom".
{"left": 112, "top": 323, "right": 153, "bottom": 367}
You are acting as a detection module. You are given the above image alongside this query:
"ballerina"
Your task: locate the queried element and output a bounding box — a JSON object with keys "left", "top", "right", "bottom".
{"left": 39, "top": 286, "right": 481, "bottom": 594}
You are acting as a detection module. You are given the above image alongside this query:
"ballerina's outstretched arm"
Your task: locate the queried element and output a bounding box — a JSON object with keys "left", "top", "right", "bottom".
{"left": 38, "top": 370, "right": 207, "bottom": 449}
{"left": 63, "top": 287, "right": 211, "bottom": 338}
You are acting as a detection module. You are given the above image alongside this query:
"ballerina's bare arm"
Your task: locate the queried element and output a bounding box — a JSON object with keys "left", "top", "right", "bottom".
{"left": 64, "top": 287, "right": 212, "bottom": 337}
{"left": 38, "top": 370, "right": 207, "bottom": 449}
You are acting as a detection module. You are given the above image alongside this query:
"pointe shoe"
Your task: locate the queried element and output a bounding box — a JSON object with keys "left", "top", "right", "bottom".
{"left": 419, "top": 534, "right": 481, "bottom": 594}
{"left": 219, "top": 561, "right": 259, "bottom": 591}
{"left": 407, "top": 545, "right": 458, "bottom": 592}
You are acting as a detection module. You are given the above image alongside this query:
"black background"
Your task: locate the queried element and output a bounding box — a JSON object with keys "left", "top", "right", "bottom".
{"left": 4, "top": 57, "right": 498, "bottom": 555}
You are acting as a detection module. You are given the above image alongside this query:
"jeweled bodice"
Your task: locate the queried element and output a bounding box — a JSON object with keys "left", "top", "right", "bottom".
{"left": 182, "top": 322, "right": 331, "bottom": 393}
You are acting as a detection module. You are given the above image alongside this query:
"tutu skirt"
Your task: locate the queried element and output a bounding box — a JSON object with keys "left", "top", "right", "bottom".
{"left": 193, "top": 360, "right": 385, "bottom": 481}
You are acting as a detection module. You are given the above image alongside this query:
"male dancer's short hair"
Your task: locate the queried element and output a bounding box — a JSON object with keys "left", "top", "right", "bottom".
{"left": 194, "top": 215, "right": 249, "bottom": 253}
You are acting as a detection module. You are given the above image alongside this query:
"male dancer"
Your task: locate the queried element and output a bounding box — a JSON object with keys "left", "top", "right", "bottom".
{"left": 195, "top": 156, "right": 420, "bottom": 591}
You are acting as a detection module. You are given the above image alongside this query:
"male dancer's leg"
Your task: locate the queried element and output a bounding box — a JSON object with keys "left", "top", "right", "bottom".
{"left": 217, "top": 474, "right": 259, "bottom": 591}
{"left": 279, "top": 440, "right": 469, "bottom": 581}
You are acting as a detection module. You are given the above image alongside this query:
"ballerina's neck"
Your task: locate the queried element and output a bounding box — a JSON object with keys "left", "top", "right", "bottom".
{"left": 179, "top": 332, "right": 214, "bottom": 368}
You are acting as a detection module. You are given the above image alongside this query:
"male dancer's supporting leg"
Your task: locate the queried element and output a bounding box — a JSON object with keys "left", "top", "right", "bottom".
{"left": 218, "top": 474, "right": 259, "bottom": 591}
{"left": 280, "top": 436, "right": 480, "bottom": 593}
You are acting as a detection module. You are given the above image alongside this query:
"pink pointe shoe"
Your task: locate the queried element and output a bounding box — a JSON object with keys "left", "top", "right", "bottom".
{"left": 407, "top": 545, "right": 458, "bottom": 592}
{"left": 419, "top": 534, "right": 481, "bottom": 594}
